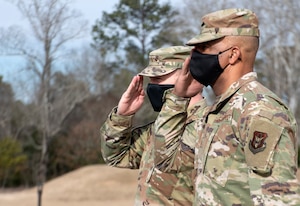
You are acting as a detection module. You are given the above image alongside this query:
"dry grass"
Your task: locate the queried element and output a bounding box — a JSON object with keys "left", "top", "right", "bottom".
{"left": 0, "top": 165, "right": 138, "bottom": 206}
{"left": 0, "top": 165, "right": 299, "bottom": 206}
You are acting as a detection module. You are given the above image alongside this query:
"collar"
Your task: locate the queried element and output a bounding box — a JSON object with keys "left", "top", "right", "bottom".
{"left": 212, "top": 72, "right": 257, "bottom": 110}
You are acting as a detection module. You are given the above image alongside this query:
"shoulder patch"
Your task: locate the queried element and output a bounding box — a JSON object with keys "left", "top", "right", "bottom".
{"left": 249, "top": 131, "right": 268, "bottom": 154}
{"left": 245, "top": 117, "right": 283, "bottom": 172}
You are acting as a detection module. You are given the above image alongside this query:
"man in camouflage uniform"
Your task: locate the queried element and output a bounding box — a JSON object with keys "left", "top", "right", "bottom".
{"left": 153, "top": 8, "right": 300, "bottom": 205}
{"left": 100, "top": 46, "right": 206, "bottom": 205}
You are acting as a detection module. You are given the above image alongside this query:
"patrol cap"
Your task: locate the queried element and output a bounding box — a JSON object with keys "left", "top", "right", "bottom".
{"left": 139, "top": 46, "right": 192, "bottom": 77}
{"left": 186, "top": 8, "right": 260, "bottom": 46}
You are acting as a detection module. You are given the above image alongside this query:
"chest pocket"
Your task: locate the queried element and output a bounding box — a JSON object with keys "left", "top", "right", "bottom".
{"left": 196, "top": 113, "right": 220, "bottom": 173}
{"left": 198, "top": 112, "right": 245, "bottom": 187}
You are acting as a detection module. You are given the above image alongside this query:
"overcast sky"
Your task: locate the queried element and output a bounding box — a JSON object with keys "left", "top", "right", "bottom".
{"left": 0, "top": 0, "right": 175, "bottom": 101}
{"left": 0, "top": 0, "right": 121, "bottom": 100}
{"left": 0, "top": 1, "right": 119, "bottom": 79}
{"left": 0, "top": 0, "right": 118, "bottom": 25}
{"left": 0, "top": 0, "right": 119, "bottom": 41}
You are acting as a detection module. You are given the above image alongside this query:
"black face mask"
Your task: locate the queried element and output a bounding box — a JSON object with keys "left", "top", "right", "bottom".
{"left": 146, "top": 83, "right": 174, "bottom": 112}
{"left": 189, "top": 48, "right": 231, "bottom": 86}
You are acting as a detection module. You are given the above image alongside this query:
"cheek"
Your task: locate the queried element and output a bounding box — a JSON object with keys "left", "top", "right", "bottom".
{"left": 157, "top": 75, "right": 178, "bottom": 85}
{"left": 218, "top": 55, "right": 229, "bottom": 68}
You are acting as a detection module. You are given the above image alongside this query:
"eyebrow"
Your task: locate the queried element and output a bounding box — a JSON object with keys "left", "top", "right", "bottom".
{"left": 196, "top": 41, "right": 215, "bottom": 50}
{"left": 150, "top": 76, "right": 162, "bottom": 80}
{"left": 195, "top": 44, "right": 212, "bottom": 52}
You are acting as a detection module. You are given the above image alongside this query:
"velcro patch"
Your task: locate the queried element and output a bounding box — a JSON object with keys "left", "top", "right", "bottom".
{"left": 245, "top": 117, "right": 283, "bottom": 172}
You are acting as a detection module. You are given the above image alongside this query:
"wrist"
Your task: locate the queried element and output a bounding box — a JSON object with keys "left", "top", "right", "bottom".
{"left": 116, "top": 108, "right": 134, "bottom": 116}
{"left": 164, "top": 89, "right": 190, "bottom": 111}
{"left": 172, "top": 88, "right": 184, "bottom": 97}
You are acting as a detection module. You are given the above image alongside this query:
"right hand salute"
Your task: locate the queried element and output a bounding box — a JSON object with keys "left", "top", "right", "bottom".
{"left": 117, "top": 75, "right": 145, "bottom": 116}
{"left": 173, "top": 57, "right": 204, "bottom": 98}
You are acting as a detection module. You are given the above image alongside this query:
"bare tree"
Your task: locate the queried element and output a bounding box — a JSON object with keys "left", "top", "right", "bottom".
{"left": 1, "top": 0, "right": 88, "bottom": 205}
{"left": 66, "top": 46, "right": 114, "bottom": 95}
{"left": 251, "top": 0, "right": 300, "bottom": 113}
{"left": 244, "top": 0, "right": 300, "bottom": 139}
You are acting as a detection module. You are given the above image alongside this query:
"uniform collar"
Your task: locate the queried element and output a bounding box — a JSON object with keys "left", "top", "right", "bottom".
{"left": 213, "top": 72, "right": 257, "bottom": 110}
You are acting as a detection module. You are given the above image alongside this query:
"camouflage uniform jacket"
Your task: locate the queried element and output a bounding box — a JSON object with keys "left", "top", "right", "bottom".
{"left": 154, "top": 72, "right": 300, "bottom": 205}
{"left": 194, "top": 72, "right": 300, "bottom": 205}
{"left": 154, "top": 89, "right": 208, "bottom": 174}
{"left": 100, "top": 97, "right": 206, "bottom": 206}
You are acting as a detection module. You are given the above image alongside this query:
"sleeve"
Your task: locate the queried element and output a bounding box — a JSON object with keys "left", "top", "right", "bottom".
{"left": 153, "top": 89, "right": 193, "bottom": 173}
{"left": 100, "top": 106, "right": 150, "bottom": 169}
{"left": 243, "top": 107, "right": 300, "bottom": 205}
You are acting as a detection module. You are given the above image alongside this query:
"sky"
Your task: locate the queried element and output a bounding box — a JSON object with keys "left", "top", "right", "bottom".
{"left": 0, "top": 0, "right": 120, "bottom": 99}
{"left": 0, "top": 0, "right": 176, "bottom": 101}
{"left": 0, "top": 0, "right": 120, "bottom": 51}
{"left": 0, "top": 0, "right": 119, "bottom": 28}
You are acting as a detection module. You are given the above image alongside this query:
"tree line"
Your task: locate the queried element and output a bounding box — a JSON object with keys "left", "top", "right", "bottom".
{"left": 0, "top": 0, "right": 299, "bottom": 202}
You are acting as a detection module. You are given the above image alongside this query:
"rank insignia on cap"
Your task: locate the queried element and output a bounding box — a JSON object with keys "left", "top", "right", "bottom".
{"left": 249, "top": 131, "right": 268, "bottom": 154}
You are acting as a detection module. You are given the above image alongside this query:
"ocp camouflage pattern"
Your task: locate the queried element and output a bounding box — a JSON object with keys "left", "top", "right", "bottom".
{"left": 194, "top": 72, "right": 300, "bottom": 205}
{"left": 139, "top": 46, "right": 192, "bottom": 77}
{"left": 154, "top": 89, "right": 207, "bottom": 174}
{"left": 153, "top": 72, "right": 300, "bottom": 205}
{"left": 100, "top": 101, "right": 204, "bottom": 205}
{"left": 187, "top": 8, "right": 260, "bottom": 45}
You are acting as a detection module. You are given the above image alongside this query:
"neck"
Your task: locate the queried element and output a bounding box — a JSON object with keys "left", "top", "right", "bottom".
{"left": 212, "top": 64, "right": 252, "bottom": 96}
{"left": 188, "top": 93, "right": 203, "bottom": 108}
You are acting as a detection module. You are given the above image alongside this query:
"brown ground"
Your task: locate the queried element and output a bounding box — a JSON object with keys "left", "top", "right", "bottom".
{"left": 0, "top": 165, "right": 299, "bottom": 206}
{"left": 0, "top": 165, "right": 139, "bottom": 206}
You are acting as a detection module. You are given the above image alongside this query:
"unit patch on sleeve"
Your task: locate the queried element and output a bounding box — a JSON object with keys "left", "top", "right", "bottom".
{"left": 249, "top": 131, "right": 267, "bottom": 154}
{"left": 245, "top": 117, "right": 283, "bottom": 172}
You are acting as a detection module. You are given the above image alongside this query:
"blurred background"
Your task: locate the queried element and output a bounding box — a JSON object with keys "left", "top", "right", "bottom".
{"left": 0, "top": 0, "right": 299, "bottom": 205}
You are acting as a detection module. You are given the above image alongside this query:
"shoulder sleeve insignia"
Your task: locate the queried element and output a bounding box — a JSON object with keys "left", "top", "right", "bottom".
{"left": 245, "top": 117, "right": 283, "bottom": 172}
{"left": 249, "top": 131, "right": 267, "bottom": 154}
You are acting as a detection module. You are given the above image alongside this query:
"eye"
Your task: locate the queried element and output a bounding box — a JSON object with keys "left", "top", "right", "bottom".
{"left": 150, "top": 77, "right": 161, "bottom": 84}
{"left": 196, "top": 43, "right": 209, "bottom": 52}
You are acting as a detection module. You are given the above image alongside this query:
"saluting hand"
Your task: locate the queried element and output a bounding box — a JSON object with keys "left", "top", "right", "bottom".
{"left": 173, "top": 57, "right": 204, "bottom": 98}
{"left": 117, "top": 75, "right": 145, "bottom": 116}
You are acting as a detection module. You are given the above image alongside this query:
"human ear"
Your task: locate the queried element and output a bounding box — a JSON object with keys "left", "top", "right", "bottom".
{"left": 229, "top": 47, "right": 241, "bottom": 64}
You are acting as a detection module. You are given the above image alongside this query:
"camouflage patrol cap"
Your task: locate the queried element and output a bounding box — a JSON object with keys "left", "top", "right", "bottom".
{"left": 139, "top": 46, "right": 192, "bottom": 77}
{"left": 186, "top": 8, "right": 260, "bottom": 46}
